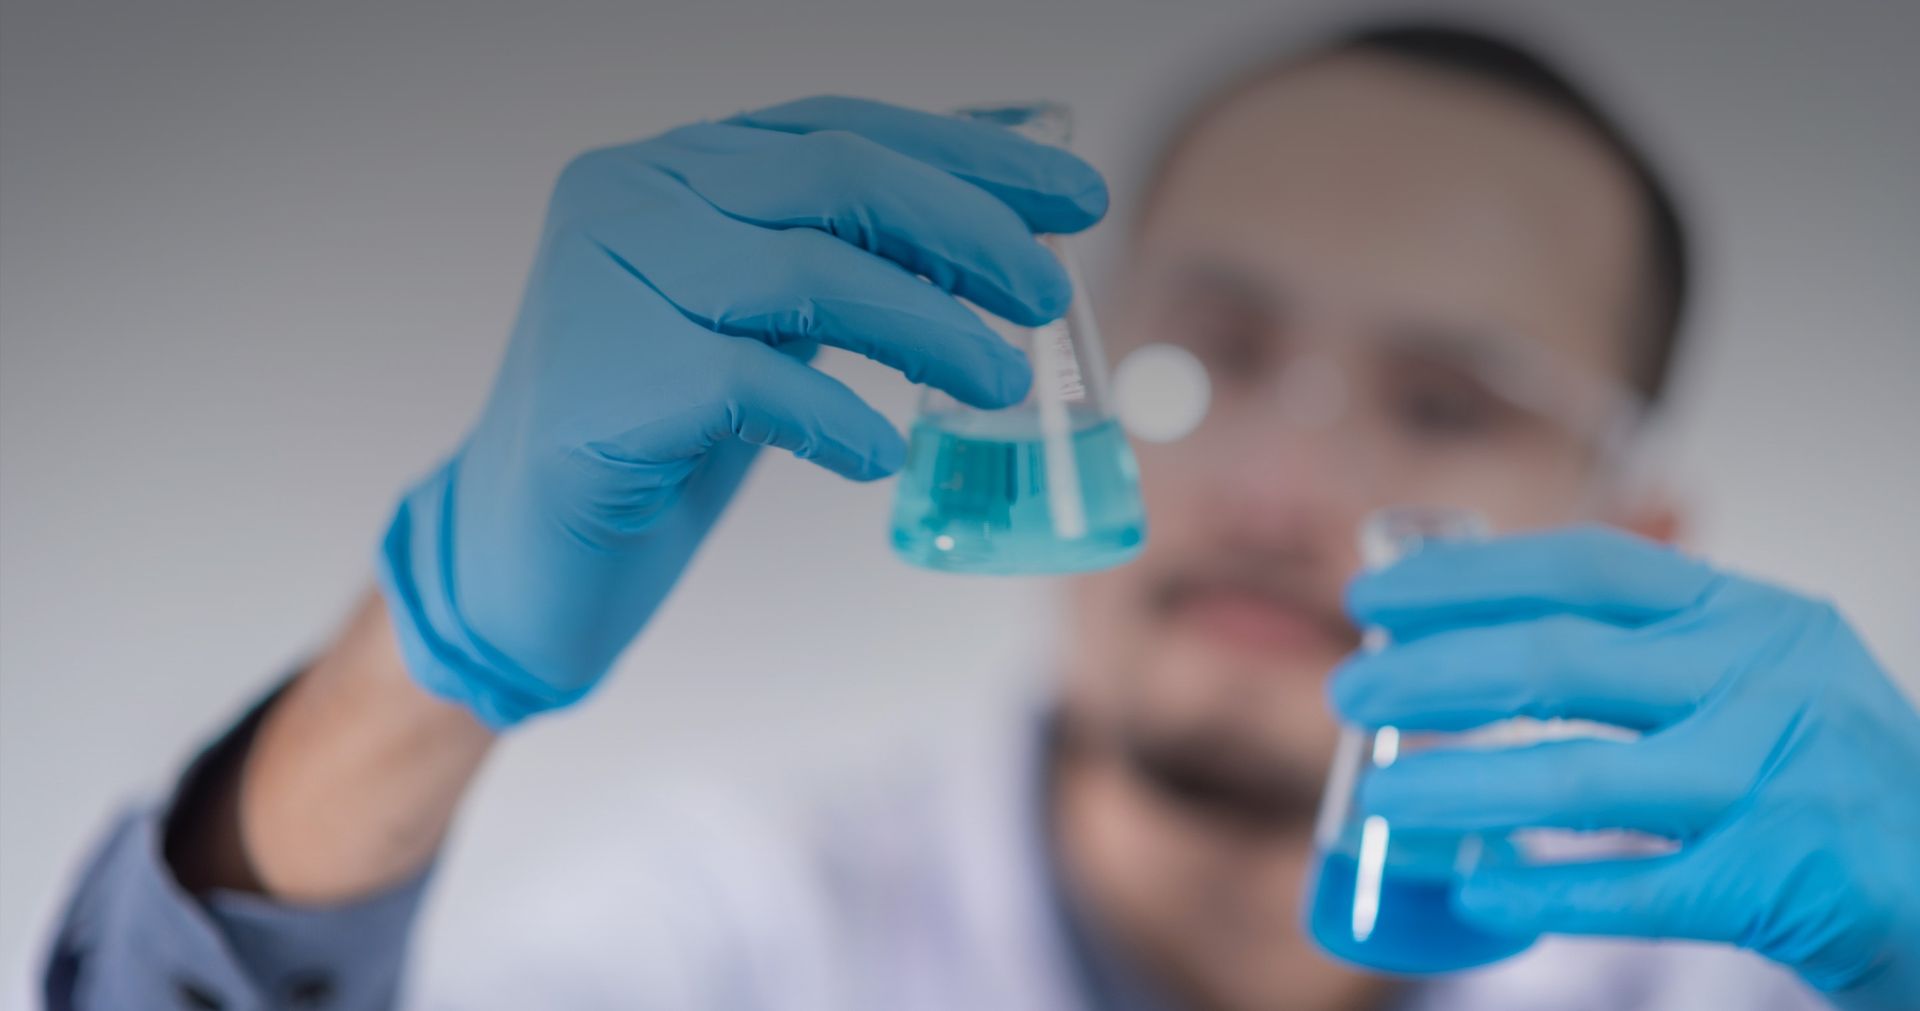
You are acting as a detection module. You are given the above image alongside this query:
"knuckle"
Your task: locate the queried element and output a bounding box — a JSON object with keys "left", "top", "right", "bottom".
{"left": 798, "top": 130, "right": 894, "bottom": 203}
{"left": 553, "top": 146, "right": 623, "bottom": 198}
{"left": 544, "top": 214, "right": 601, "bottom": 255}
{"left": 1720, "top": 577, "right": 1824, "bottom": 639}
{"left": 548, "top": 145, "right": 660, "bottom": 233}
{"left": 801, "top": 129, "right": 879, "bottom": 175}
{"left": 1764, "top": 844, "right": 1889, "bottom": 980}
{"left": 1797, "top": 596, "right": 1844, "bottom": 633}
{"left": 802, "top": 127, "right": 879, "bottom": 163}
{"left": 788, "top": 94, "right": 861, "bottom": 118}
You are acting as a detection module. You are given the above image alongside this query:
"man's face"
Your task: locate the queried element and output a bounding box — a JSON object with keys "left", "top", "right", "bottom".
{"left": 1063, "top": 53, "right": 1648, "bottom": 824}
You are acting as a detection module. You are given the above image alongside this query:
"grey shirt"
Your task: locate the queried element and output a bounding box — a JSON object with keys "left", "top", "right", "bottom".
{"left": 44, "top": 692, "right": 428, "bottom": 1010}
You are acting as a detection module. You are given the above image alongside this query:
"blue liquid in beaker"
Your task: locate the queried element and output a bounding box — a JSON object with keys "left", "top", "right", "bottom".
{"left": 1307, "top": 845, "right": 1535, "bottom": 975}
{"left": 890, "top": 415, "right": 1145, "bottom": 574}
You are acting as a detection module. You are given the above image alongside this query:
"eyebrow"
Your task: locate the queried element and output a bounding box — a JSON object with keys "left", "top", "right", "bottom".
{"left": 1379, "top": 317, "right": 1645, "bottom": 448}
{"left": 1378, "top": 318, "right": 1531, "bottom": 374}
{"left": 1159, "top": 257, "right": 1288, "bottom": 317}
{"left": 1155, "top": 255, "right": 1645, "bottom": 445}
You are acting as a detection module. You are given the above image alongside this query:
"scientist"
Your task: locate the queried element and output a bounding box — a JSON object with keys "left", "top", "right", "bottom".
{"left": 44, "top": 20, "right": 1919, "bottom": 1011}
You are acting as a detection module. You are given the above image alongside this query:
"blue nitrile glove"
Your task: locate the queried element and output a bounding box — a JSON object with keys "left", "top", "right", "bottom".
{"left": 1329, "top": 527, "right": 1920, "bottom": 1010}
{"left": 376, "top": 96, "right": 1108, "bottom": 728}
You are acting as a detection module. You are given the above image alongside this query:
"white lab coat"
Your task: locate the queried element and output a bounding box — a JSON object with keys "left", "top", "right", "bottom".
{"left": 413, "top": 703, "right": 1825, "bottom": 1011}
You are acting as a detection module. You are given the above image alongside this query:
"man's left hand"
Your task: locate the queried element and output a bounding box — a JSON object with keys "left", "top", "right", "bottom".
{"left": 1330, "top": 527, "right": 1920, "bottom": 1010}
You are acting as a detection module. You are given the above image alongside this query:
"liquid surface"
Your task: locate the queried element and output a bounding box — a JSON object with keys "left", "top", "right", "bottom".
{"left": 890, "top": 416, "right": 1145, "bottom": 574}
{"left": 1308, "top": 848, "right": 1536, "bottom": 975}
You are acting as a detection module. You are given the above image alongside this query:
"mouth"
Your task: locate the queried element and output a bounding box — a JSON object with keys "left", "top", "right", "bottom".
{"left": 1158, "top": 582, "right": 1358, "bottom": 656}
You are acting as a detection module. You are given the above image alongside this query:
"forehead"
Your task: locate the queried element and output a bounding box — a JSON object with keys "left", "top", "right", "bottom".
{"left": 1137, "top": 53, "right": 1644, "bottom": 376}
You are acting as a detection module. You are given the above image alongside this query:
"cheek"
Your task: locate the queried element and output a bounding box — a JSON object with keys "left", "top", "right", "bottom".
{"left": 1059, "top": 465, "right": 1200, "bottom": 691}
{"left": 1063, "top": 566, "right": 1143, "bottom": 663}
{"left": 1408, "top": 452, "right": 1596, "bottom": 531}
{"left": 1131, "top": 444, "right": 1219, "bottom": 548}
{"left": 1060, "top": 567, "right": 1156, "bottom": 726}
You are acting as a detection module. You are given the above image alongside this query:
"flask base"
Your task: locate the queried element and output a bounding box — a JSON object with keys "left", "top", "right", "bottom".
{"left": 1306, "top": 849, "right": 1536, "bottom": 975}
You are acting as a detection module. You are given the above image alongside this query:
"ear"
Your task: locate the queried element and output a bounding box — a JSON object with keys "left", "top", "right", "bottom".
{"left": 1611, "top": 491, "right": 1684, "bottom": 546}
{"left": 1595, "top": 414, "right": 1686, "bottom": 545}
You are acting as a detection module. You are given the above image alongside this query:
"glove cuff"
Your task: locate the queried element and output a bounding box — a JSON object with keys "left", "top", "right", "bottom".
{"left": 375, "top": 458, "right": 581, "bottom": 729}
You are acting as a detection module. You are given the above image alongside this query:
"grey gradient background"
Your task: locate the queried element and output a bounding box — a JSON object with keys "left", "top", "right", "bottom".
{"left": 2, "top": 0, "right": 1916, "bottom": 998}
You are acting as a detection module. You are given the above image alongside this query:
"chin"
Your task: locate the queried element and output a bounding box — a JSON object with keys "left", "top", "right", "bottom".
{"left": 1122, "top": 650, "right": 1343, "bottom": 790}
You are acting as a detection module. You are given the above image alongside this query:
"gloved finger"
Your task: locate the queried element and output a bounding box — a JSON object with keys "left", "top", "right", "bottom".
{"left": 1330, "top": 612, "right": 1725, "bottom": 732}
{"left": 1359, "top": 736, "right": 1741, "bottom": 840}
{"left": 1453, "top": 851, "right": 1749, "bottom": 950}
{"left": 584, "top": 189, "right": 1032, "bottom": 407}
{"left": 727, "top": 95, "right": 1108, "bottom": 235}
{"left": 1348, "top": 526, "right": 1721, "bottom": 637}
{"left": 649, "top": 122, "right": 1072, "bottom": 326}
{"left": 588, "top": 336, "right": 907, "bottom": 481}
{"left": 714, "top": 339, "right": 907, "bottom": 480}
{"left": 776, "top": 338, "right": 821, "bottom": 363}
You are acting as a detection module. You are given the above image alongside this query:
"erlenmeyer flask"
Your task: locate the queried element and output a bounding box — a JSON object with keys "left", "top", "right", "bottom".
{"left": 889, "top": 102, "right": 1147, "bottom": 575}
{"left": 1305, "top": 505, "right": 1539, "bottom": 974}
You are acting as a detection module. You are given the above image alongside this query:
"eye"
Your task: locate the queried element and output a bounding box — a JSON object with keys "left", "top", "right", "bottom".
{"left": 1141, "top": 266, "right": 1280, "bottom": 388}
{"left": 1401, "top": 384, "right": 1491, "bottom": 433}
{"left": 1156, "top": 300, "right": 1271, "bottom": 386}
{"left": 1383, "top": 368, "right": 1512, "bottom": 441}
{"left": 1191, "top": 321, "right": 1267, "bottom": 380}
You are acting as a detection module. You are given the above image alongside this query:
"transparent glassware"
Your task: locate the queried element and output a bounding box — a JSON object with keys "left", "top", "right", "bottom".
{"left": 888, "top": 102, "right": 1146, "bottom": 576}
{"left": 1305, "top": 505, "right": 1539, "bottom": 974}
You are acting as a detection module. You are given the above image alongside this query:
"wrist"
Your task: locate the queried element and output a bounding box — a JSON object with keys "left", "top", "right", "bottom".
{"left": 378, "top": 458, "right": 585, "bottom": 728}
{"left": 239, "top": 590, "right": 493, "bottom": 902}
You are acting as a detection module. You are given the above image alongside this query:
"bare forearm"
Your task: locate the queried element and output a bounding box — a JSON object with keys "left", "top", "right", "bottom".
{"left": 172, "top": 589, "right": 494, "bottom": 902}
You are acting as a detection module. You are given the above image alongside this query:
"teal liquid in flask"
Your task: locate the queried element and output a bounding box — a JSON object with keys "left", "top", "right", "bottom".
{"left": 889, "top": 102, "right": 1145, "bottom": 575}
{"left": 891, "top": 413, "right": 1144, "bottom": 574}
{"left": 1305, "top": 506, "right": 1538, "bottom": 974}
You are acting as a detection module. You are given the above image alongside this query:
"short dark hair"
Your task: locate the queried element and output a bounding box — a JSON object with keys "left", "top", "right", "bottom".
{"left": 1150, "top": 20, "right": 1693, "bottom": 405}
{"left": 1335, "top": 21, "right": 1691, "bottom": 405}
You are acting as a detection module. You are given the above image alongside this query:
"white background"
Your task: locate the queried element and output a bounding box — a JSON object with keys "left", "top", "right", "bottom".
{"left": 3, "top": 0, "right": 1916, "bottom": 997}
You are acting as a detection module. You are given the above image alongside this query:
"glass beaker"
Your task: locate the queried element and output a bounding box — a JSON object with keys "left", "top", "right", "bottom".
{"left": 1305, "top": 505, "right": 1539, "bottom": 974}
{"left": 889, "top": 102, "right": 1146, "bottom": 575}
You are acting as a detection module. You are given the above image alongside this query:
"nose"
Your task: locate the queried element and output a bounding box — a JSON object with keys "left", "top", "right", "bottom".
{"left": 1131, "top": 390, "right": 1373, "bottom": 575}
{"left": 1227, "top": 415, "right": 1373, "bottom": 529}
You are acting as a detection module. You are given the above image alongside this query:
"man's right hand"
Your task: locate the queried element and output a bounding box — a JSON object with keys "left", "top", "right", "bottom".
{"left": 380, "top": 96, "right": 1108, "bottom": 728}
